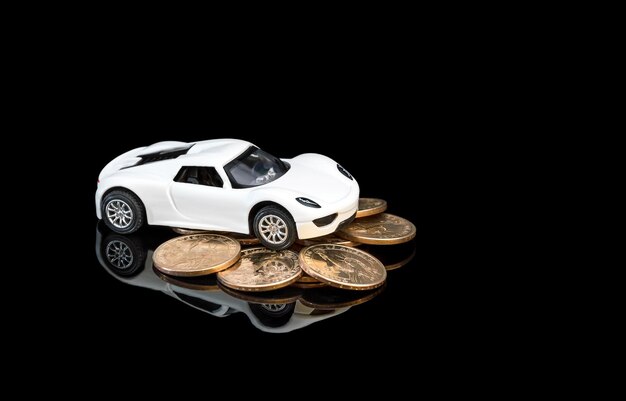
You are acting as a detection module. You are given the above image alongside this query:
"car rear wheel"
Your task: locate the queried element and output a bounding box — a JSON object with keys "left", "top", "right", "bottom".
{"left": 253, "top": 206, "right": 296, "bottom": 250}
{"left": 102, "top": 189, "right": 145, "bottom": 234}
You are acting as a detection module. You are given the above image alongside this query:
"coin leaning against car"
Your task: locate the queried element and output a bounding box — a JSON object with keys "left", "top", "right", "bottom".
{"left": 95, "top": 138, "right": 359, "bottom": 250}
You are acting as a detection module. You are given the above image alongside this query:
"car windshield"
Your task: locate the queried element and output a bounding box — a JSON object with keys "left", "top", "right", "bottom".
{"left": 225, "top": 147, "right": 289, "bottom": 188}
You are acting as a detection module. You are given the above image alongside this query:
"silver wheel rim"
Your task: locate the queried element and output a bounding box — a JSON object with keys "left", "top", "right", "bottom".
{"left": 106, "top": 199, "right": 134, "bottom": 229}
{"left": 258, "top": 214, "right": 288, "bottom": 245}
{"left": 106, "top": 240, "right": 134, "bottom": 269}
{"left": 262, "top": 304, "right": 287, "bottom": 312}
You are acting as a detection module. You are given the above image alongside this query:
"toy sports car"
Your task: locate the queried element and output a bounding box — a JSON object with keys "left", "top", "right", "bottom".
{"left": 95, "top": 139, "right": 359, "bottom": 250}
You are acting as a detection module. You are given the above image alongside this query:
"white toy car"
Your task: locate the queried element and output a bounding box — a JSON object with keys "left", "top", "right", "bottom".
{"left": 95, "top": 139, "right": 359, "bottom": 250}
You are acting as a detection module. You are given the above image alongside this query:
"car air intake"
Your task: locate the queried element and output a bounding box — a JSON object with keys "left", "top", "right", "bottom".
{"left": 313, "top": 213, "right": 338, "bottom": 227}
{"left": 338, "top": 212, "right": 356, "bottom": 229}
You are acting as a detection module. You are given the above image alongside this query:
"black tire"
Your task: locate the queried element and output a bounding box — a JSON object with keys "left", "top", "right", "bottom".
{"left": 101, "top": 189, "right": 145, "bottom": 234}
{"left": 253, "top": 206, "right": 296, "bottom": 250}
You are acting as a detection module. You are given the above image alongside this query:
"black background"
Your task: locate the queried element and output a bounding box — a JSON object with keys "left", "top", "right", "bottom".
{"left": 15, "top": 17, "right": 509, "bottom": 378}
{"left": 13, "top": 14, "right": 536, "bottom": 380}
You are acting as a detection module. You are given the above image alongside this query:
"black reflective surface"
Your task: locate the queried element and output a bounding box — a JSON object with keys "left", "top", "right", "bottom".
{"left": 96, "top": 222, "right": 403, "bottom": 333}
{"left": 64, "top": 130, "right": 442, "bottom": 362}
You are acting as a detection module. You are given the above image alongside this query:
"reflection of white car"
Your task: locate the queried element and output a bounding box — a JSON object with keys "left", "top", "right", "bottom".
{"left": 95, "top": 139, "right": 359, "bottom": 250}
{"left": 95, "top": 224, "right": 351, "bottom": 333}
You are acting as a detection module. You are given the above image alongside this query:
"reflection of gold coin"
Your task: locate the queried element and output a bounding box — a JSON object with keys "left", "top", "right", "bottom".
{"left": 300, "top": 284, "right": 385, "bottom": 308}
{"left": 217, "top": 282, "right": 303, "bottom": 304}
{"left": 153, "top": 234, "right": 241, "bottom": 277}
{"left": 153, "top": 267, "right": 220, "bottom": 291}
{"left": 297, "top": 234, "right": 360, "bottom": 247}
{"left": 217, "top": 248, "right": 302, "bottom": 292}
{"left": 337, "top": 213, "right": 416, "bottom": 245}
{"left": 356, "top": 198, "right": 387, "bottom": 218}
{"left": 360, "top": 243, "right": 417, "bottom": 271}
{"left": 384, "top": 248, "right": 416, "bottom": 271}
{"left": 172, "top": 228, "right": 260, "bottom": 245}
{"left": 299, "top": 244, "right": 386, "bottom": 290}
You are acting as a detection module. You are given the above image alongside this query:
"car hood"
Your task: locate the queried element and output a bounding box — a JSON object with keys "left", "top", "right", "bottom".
{"left": 269, "top": 153, "right": 353, "bottom": 203}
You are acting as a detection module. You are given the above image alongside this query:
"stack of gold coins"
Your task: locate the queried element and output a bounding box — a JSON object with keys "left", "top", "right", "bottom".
{"left": 153, "top": 198, "right": 416, "bottom": 294}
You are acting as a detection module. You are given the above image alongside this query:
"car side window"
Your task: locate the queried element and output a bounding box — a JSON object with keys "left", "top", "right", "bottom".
{"left": 174, "top": 166, "right": 224, "bottom": 188}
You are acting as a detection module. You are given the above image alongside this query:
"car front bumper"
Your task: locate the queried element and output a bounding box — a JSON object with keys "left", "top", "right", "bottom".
{"left": 296, "top": 199, "right": 358, "bottom": 239}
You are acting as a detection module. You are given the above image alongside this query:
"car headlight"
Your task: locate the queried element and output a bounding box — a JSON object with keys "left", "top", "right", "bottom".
{"left": 337, "top": 164, "right": 353, "bottom": 180}
{"left": 296, "top": 197, "right": 321, "bottom": 208}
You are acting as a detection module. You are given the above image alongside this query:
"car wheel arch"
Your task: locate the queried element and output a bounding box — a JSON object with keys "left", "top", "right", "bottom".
{"left": 101, "top": 186, "right": 148, "bottom": 221}
{"left": 102, "top": 186, "right": 145, "bottom": 207}
{"left": 248, "top": 201, "right": 296, "bottom": 238}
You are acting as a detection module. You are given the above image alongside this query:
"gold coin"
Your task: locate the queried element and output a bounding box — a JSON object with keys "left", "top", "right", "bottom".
{"left": 292, "top": 281, "right": 327, "bottom": 289}
{"left": 356, "top": 198, "right": 387, "bottom": 218}
{"left": 153, "top": 234, "right": 241, "bottom": 277}
{"left": 300, "top": 284, "right": 385, "bottom": 309}
{"left": 297, "top": 234, "right": 360, "bottom": 247}
{"left": 172, "top": 228, "right": 260, "bottom": 245}
{"left": 337, "top": 213, "right": 416, "bottom": 245}
{"left": 299, "top": 244, "right": 386, "bottom": 290}
{"left": 218, "top": 282, "right": 303, "bottom": 304}
{"left": 217, "top": 248, "right": 302, "bottom": 292}
{"left": 297, "top": 272, "right": 320, "bottom": 283}
{"left": 222, "top": 233, "right": 260, "bottom": 245}
{"left": 153, "top": 266, "right": 220, "bottom": 291}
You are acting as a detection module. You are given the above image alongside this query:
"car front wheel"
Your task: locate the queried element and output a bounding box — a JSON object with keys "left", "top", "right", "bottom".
{"left": 253, "top": 206, "right": 296, "bottom": 250}
{"left": 101, "top": 189, "right": 145, "bottom": 234}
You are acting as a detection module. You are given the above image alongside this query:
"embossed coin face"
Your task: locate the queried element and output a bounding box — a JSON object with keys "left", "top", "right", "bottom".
{"left": 217, "top": 248, "right": 302, "bottom": 292}
{"left": 172, "top": 228, "right": 260, "bottom": 245}
{"left": 297, "top": 234, "right": 360, "bottom": 247}
{"left": 153, "top": 234, "right": 241, "bottom": 277}
{"left": 299, "top": 245, "right": 386, "bottom": 290}
{"left": 356, "top": 198, "right": 387, "bottom": 218}
{"left": 337, "top": 213, "right": 416, "bottom": 245}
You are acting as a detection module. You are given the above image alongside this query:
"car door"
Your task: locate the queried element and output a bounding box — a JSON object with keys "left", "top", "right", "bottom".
{"left": 170, "top": 166, "right": 233, "bottom": 230}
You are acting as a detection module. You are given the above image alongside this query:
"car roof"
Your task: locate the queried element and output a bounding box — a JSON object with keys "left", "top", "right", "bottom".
{"left": 100, "top": 139, "right": 257, "bottom": 180}
{"left": 183, "top": 139, "right": 253, "bottom": 166}
{"left": 132, "top": 138, "right": 254, "bottom": 170}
